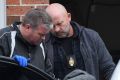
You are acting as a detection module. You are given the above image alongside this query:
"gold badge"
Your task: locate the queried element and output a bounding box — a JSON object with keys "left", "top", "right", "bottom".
{"left": 69, "top": 57, "right": 75, "bottom": 67}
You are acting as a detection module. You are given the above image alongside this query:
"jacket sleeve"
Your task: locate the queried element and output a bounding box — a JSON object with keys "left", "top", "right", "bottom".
{"left": 45, "top": 52, "right": 55, "bottom": 79}
{"left": 42, "top": 41, "right": 54, "bottom": 78}
{"left": 95, "top": 32, "right": 115, "bottom": 80}
{"left": 0, "top": 33, "right": 11, "bottom": 56}
{"left": 45, "top": 57, "right": 54, "bottom": 76}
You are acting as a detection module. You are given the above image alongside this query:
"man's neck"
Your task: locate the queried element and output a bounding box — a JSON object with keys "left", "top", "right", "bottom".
{"left": 67, "top": 25, "right": 74, "bottom": 37}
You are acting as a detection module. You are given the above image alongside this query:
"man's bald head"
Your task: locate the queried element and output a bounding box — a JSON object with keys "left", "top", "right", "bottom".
{"left": 45, "top": 3, "right": 72, "bottom": 38}
{"left": 46, "top": 3, "right": 68, "bottom": 19}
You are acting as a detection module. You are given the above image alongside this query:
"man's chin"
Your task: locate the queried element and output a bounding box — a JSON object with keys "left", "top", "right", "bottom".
{"left": 31, "top": 42, "right": 42, "bottom": 46}
{"left": 31, "top": 43, "right": 37, "bottom": 46}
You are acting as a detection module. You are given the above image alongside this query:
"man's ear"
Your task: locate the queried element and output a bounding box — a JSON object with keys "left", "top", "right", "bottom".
{"left": 24, "top": 24, "right": 31, "bottom": 31}
{"left": 67, "top": 13, "right": 71, "bottom": 21}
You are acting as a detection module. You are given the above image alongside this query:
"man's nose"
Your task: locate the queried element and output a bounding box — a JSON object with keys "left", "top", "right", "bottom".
{"left": 41, "top": 35, "right": 45, "bottom": 40}
{"left": 54, "top": 26, "right": 60, "bottom": 32}
{"left": 41, "top": 36, "right": 45, "bottom": 40}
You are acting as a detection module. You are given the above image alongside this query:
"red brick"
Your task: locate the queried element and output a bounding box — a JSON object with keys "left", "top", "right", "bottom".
{"left": 7, "top": 16, "right": 20, "bottom": 25}
{"left": 22, "top": 0, "right": 49, "bottom": 4}
{"left": 7, "top": 6, "right": 34, "bottom": 15}
{"left": 7, "top": 0, "right": 20, "bottom": 5}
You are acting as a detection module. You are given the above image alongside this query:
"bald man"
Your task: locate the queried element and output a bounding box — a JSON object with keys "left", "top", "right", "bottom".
{"left": 45, "top": 3, "right": 115, "bottom": 80}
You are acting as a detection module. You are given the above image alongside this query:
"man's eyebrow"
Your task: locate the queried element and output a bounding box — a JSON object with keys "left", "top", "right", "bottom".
{"left": 57, "top": 21, "right": 64, "bottom": 24}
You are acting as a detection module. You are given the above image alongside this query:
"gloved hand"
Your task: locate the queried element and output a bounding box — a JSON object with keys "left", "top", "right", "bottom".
{"left": 13, "top": 55, "right": 30, "bottom": 67}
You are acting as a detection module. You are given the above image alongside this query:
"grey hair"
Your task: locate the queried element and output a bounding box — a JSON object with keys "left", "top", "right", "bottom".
{"left": 22, "top": 8, "right": 52, "bottom": 29}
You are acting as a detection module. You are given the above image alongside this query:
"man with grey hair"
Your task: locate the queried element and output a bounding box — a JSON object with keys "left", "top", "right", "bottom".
{"left": 0, "top": 8, "right": 53, "bottom": 79}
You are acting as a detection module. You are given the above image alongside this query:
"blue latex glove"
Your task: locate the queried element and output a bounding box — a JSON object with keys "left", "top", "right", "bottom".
{"left": 13, "top": 55, "right": 30, "bottom": 67}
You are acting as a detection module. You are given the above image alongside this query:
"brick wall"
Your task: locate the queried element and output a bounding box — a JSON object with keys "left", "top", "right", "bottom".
{"left": 6, "top": 0, "right": 49, "bottom": 25}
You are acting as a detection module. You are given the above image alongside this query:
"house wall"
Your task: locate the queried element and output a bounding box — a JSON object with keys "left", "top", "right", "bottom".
{"left": 6, "top": 0, "right": 49, "bottom": 25}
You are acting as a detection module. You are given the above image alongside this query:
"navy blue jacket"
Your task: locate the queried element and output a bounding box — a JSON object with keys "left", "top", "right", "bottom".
{"left": 45, "top": 21, "right": 115, "bottom": 80}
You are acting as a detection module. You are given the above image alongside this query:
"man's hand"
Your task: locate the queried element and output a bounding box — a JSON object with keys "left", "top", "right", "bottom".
{"left": 13, "top": 55, "right": 30, "bottom": 67}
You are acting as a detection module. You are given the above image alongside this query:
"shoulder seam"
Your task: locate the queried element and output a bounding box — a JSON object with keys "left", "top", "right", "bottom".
{"left": 0, "top": 32, "right": 11, "bottom": 39}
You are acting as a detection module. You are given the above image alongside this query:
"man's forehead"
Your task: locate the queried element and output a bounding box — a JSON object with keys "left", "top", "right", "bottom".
{"left": 53, "top": 19, "right": 64, "bottom": 25}
{"left": 52, "top": 15, "right": 64, "bottom": 23}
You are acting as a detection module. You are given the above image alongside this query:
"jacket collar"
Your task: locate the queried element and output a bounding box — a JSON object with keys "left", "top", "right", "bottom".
{"left": 70, "top": 21, "right": 84, "bottom": 38}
